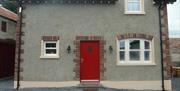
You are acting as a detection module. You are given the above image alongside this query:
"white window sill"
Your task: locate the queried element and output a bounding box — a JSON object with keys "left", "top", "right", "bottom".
{"left": 40, "top": 55, "right": 59, "bottom": 59}
{"left": 124, "top": 11, "right": 146, "bottom": 15}
{"left": 117, "top": 62, "right": 156, "bottom": 66}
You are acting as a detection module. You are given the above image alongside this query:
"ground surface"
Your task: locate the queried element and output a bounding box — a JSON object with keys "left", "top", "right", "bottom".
{"left": 0, "top": 78, "right": 179, "bottom": 91}
{"left": 0, "top": 78, "right": 13, "bottom": 89}
{"left": 171, "top": 77, "right": 180, "bottom": 91}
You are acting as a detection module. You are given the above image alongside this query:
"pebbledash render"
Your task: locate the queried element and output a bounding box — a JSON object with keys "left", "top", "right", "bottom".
{"left": 15, "top": 0, "right": 171, "bottom": 90}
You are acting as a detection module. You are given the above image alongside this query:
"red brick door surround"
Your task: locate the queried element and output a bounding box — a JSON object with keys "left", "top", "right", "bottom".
{"left": 73, "top": 36, "right": 106, "bottom": 80}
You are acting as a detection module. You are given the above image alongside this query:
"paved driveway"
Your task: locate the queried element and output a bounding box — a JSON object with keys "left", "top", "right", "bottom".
{"left": 1, "top": 78, "right": 180, "bottom": 91}
{"left": 172, "top": 77, "right": 180, "bottom": 91}
{"left": 0, "top": 87, "right": 162, "bottom": 91}
{"left": 0, "top": 78, "right": 14, "bottom": 91}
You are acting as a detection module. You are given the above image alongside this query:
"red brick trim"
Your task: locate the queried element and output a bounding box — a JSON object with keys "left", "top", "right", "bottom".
{"left": 170, "top": 38, "right": 180, "bottom": 49}
{"left": 14, "top": 11, "right": 25, "bottom": 82}
{"left": 21, "top": 40, "right": 25, "bottom": 45}
{"left": 21, "top": 31, "right": 25, "bottom": 36}
{"left": 73, "top": 36, "right": 106, "bottom": 80}
{"left": 42, "top": 36, "right": 59, "bottom": 41}
{"left": 117, "top": 33, "right": 153, "bottom": 40}
{"left": 161, "top": 6, "right": 171, "bottom": 79}
{"left": 20, "top": 49, "right": 24, "bottom": 54}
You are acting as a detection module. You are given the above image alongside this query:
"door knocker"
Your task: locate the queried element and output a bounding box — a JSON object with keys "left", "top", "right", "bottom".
{"left": 87, "top": 46, "right": 93, "bottom": 53}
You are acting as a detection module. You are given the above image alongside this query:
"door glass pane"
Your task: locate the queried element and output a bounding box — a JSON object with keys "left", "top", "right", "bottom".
{"left": 129, "top": 40, "right": 140, "bottom": 49}
{"left": 144, "top": 51, "right": 150, "bottom": 61}
{"left": 46, "top": 43, "right": 56, "bottom": 48}
{"left": 129, "top": 51, "right": 140, "bottom": 60}
{"left": 145, "top": 41, "right": 150, "bottom": 49}
{"left": 46, "top": 49, "right": 56, "bottom": 54}
{"left": 120, "top": 41, "right": 125, "bottom": 49}
{"left": 120, "top": 51, "right": 125, "bottom": 61}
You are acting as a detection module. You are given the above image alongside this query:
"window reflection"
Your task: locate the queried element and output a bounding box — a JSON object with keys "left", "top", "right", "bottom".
{"left": 129, "top": 40, "right": 140, "bottom": 49}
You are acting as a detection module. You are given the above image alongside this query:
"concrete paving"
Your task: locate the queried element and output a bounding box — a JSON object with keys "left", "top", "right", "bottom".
{"left": 172, "top": 77, "right": 180, "bottom": 91}
{"left": 0, "top": 78, "right": 180, "bottom": 91}
{"left": 0, "top": 87, "right": 162, "bottom": 91}
{"left": 0, "top": 78, "right": 14, "bottom": 91}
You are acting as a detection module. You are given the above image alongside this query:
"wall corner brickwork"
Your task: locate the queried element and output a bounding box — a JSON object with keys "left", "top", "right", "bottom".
{"left": 161, "top": 5, "right": 171, "bottom": 79}
{"left": 14, "top": 10, "right": 25, "bottom": 81}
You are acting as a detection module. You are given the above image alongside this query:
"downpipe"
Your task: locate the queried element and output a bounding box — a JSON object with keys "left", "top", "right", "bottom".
{"left": 158, "top": 4, "right": 165, "bottom": 91}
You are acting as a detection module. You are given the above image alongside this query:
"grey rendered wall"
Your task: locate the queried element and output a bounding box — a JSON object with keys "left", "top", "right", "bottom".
{"left": 0, "top": 17, "right": 16, "bottom": 40}
{"left": 22, "top": 0, "right": 162, "bottom": 81}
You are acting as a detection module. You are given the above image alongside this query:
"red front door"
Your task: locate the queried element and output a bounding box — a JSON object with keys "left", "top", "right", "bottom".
{"left": 80, "top": 41, "right": 100, "bottom": 81}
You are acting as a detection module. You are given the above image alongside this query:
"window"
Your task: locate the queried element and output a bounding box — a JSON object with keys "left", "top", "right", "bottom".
{"left": 118, "top": 39, "right": 154, "bottom": 65}
{"left": 40, "top": 40, "right": 59, "bottom": 58}
{"left": 125, "top": 0, "right": 145, "bottom": 14}
{"left": 1, "top": 21, "right": 7, "bottom": 32}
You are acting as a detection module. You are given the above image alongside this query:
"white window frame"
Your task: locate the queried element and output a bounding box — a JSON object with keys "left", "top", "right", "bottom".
{"left": 40, "top": 40, "right": 59, "bottom": 58}
{"left": 124, "top": 0, "right": 145, "bottom": 14}
{"left": 117, "top": 38, "right": 155, "bottom": 65}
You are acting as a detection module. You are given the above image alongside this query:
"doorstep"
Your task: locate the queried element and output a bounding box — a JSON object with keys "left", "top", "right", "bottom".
{"left": 79, "top": 80, "right": 102, "bottom": 88}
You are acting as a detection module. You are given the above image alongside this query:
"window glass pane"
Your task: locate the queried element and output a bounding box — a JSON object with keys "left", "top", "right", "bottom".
{"left": 46, "top": 49, "right": 56, "bottom": 54}
{"left": 129, "top": 40, "right": 140, "bottom": 49}
{"left": 120, "top": 51, "right": 125, "bottom": 61}
{"left": 144, "top": 51, "right": 150, "bottom": 60}
{"left": 145, "top": 41, "right": 150, "bottom": 49}
{"left": 46, "top": 43, "right": 56, "bottom": 48}
{"left": 120, "top": 41, "right": 125, "bottom": 49}
{"left": 128, "top": 2, "right": 140, "bottom": 11}
{"left": 1, "top": 21, "right": 7, "bottom": 32}
{"left": 129, "top": 51, "right": 140, "bottom": 60}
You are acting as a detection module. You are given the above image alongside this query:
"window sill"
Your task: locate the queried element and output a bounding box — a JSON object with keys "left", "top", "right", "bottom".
{"left": 124, "top": 11, "right": 146, "bottom": 15}
{"left": 117, "top": 62, "right": 156, "bottom": 66}
{"left": 40, "top": 56, "right": 59, "bottom": 59}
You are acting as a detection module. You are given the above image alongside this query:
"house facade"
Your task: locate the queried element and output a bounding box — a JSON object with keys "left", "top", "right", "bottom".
{"left": 0, "top": 5, "right": 17, "bottom": 40}
{"left": 0, "top": 5, "right": 17, "bottom": 78}
{"left": 15, "top": 0, "right": 171, "bottom": 90}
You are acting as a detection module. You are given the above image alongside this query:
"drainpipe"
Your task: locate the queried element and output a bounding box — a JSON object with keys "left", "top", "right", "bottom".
{"left": 16, "top": 0, "right": 22, "bottom": 90}
{"left": 158, "top": 2, "right": 165, "bottom": 91}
